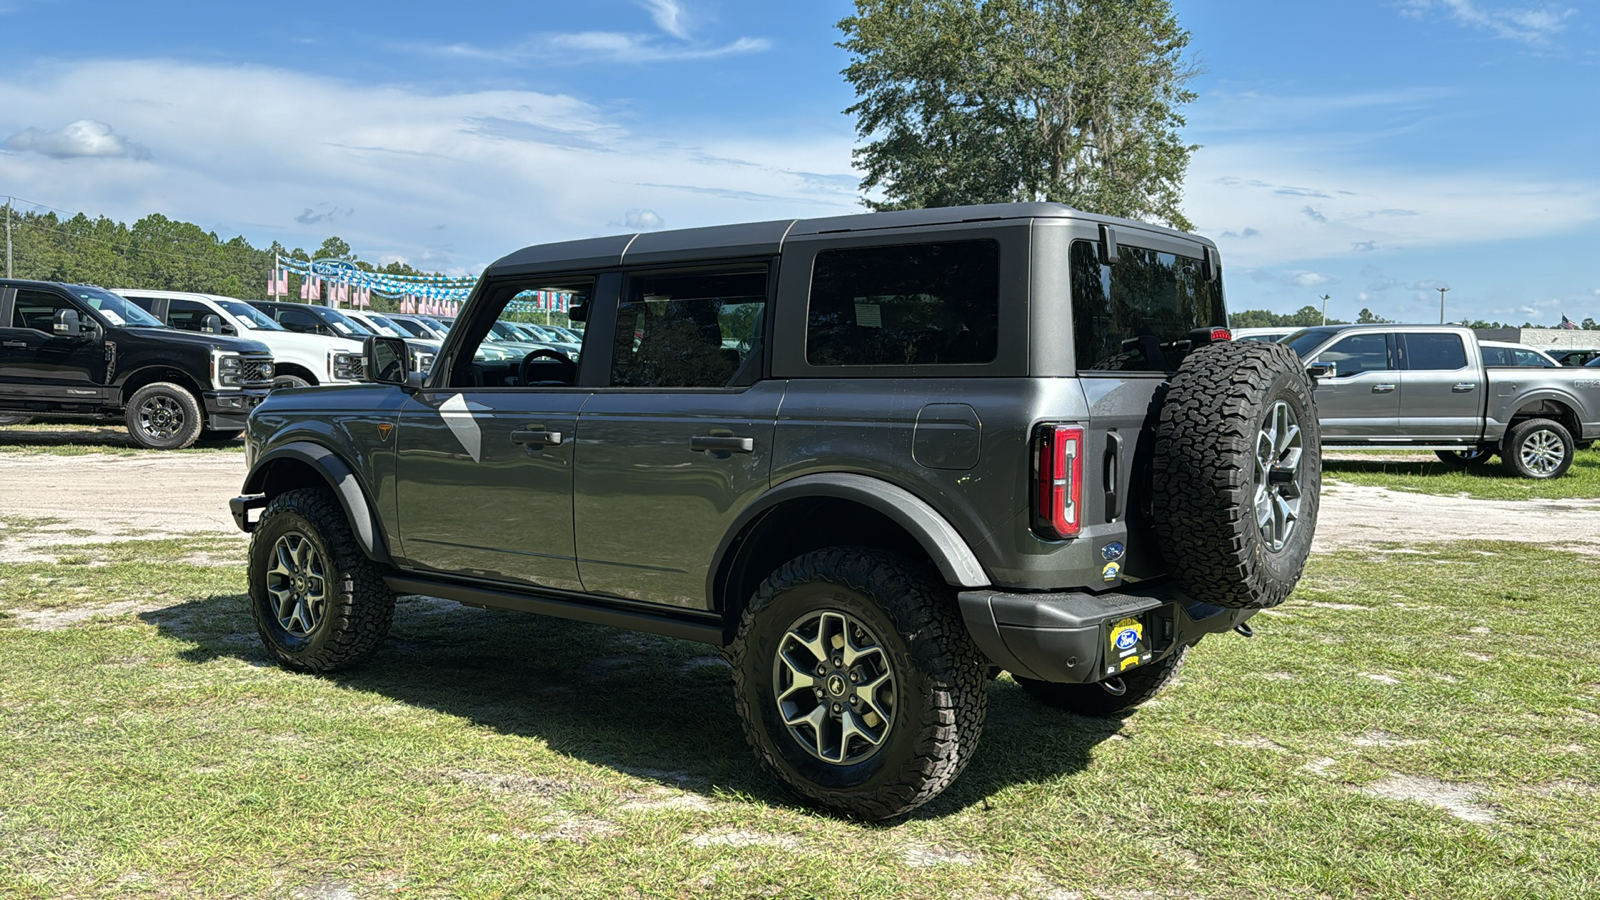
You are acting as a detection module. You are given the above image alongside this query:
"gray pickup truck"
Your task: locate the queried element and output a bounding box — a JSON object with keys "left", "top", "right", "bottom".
{"left": 1284, "top": 324, "right": 1600, "bottom": 478}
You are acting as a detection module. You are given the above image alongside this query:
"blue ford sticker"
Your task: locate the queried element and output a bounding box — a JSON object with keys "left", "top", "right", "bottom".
{"left": 1101, "top": 542, "right": 1125, "bottom": 561}
{"left": 1115, "top": 628, "right": 1140, "bottom": 651}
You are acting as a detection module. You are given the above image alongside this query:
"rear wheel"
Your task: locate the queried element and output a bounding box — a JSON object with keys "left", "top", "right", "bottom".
{"left": 729, "top": 548, "right": 987, "bottom": 821}
{"left": 1501, "top": 418, "right": 1573, "bottom": 479}
{"left": 125, "top": 383, "right": 203, "bottom": 450}
{"left": 248, "top": 488, "right": 395, "bottom": 672}
{"left": 1436, "top": 448, "right": 1492, "bottom": 467}
{"left": 1017, "top": 646, "right": 1190, "bottom": 717}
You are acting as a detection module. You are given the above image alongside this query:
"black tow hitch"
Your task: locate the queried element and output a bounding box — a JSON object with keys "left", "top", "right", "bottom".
{"left": 1234, "top": 623, "right": 1255, "bottom": 638}
{"left": 1101, "top": 676, "right": 1128, "bottom": 696}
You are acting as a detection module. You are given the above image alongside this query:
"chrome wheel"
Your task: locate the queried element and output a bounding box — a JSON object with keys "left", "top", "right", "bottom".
{"left": 265, "top": 532, "right": 328, "bottom": 638}
{"left": 1254, "top": 400, "right": 1304, "bottom": 552}
{"left": 772, "top": 610, "right": 896, "bottom": 766}
{"left": 137, "top": 394, "right": 186, "bottom": 440}
{"left": 1519, "top": 428, "right": 1566, "bottom": 476}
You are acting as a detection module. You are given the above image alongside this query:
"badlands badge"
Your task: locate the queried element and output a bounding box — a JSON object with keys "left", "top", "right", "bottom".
{"left": 378, "top": 422, "right": 394, "bottom": 441}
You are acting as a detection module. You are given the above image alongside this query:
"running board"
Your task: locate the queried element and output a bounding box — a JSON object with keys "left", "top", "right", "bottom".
{"left": 384, "top": 574, "right": 727, "bottom": 646}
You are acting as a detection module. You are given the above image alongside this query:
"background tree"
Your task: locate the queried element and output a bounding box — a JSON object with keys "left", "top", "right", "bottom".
{"left": 839, "top": 0, "right": 1200, "bottom": 228}
{"left": 1356, "top": 307, "right": 1394, "bottom": 324}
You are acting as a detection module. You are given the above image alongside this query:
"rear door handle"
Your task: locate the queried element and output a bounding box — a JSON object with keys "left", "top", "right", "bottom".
{"left": 1452, "top": 383, "right": 1477, "bottom": 392}
{"left": 510, "top": 429, "right": 563, "bottom": 446}
{"left": 690, "top": 435, "right": 754, "bottom": 453}
{"left": 2, "top": 341, "right": 25, "bottom": 349}
{"left": 1371, "top": 383, "right": 1396, "bottom": 393}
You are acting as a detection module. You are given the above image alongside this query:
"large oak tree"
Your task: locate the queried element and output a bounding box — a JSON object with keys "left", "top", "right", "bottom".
{"left": 839, "top": 0, "right": 1200, "bottom": 229}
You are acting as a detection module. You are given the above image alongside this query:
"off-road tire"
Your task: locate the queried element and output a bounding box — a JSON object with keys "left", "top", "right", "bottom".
{"left": 1436, "top": 449, "right": 1492, "bottom": 467}
{"left": 1501, "top": 418, "right": 1573, "bottom": 479}
{"left": 272, "top": 374, "right": 312, "bottom": 390}
{"left": 125, "top": 382, "right": 204, "bottom": 450}
{"left": 0, "top": 415, "right": 31, "bottom": 427}
{"left": 1016, "top": 645, "right": 1190, "bottom": 717}
{"left": 729, "top": 547, "right": 988, "bottom": 821}
{"left": 248, "top": 488, "right": 395, "bottom": 673}
{"left": 1152, "top": 340, "right": 1321, "bottom": 609}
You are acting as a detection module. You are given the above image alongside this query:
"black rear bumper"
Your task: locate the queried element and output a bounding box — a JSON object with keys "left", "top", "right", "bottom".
{"left": 958, "top": 581, "right": 1255, "bottom": 684}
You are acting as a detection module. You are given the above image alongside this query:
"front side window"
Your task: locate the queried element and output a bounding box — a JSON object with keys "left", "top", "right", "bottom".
{"left": 1480, "top": 346, "right": 1511, "bottom": 367}
{"left": 1512, "top": 348, "right": 1555, "bottom": 368}
{"left": 612, "top": 268, "right": 767, "bottom": 388}
{"left": 1402, "top": 333, "right": 1467, "bottom": 371}
{"left": 1315, "top": 333, "right": 1392, "bottom": 378}
{"left": 807, "top": 240, "right": 998, "bottom": 367}
{"left": 11, "top": 290, "right": 80, "bottom": 332}
{"left": 167, "top": 299, "right": 214, "bottom": 332}
{"left": 445, "top": 278, "right": 593, "bottom": 388}
{"left": 1070, "top": 240, "right": 1226, "bottom": 372}
{"left": 277, "top": 309, "right": 321, "bottom": 334}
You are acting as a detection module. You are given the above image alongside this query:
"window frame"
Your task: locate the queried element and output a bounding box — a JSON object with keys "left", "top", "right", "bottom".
{"left": 1314, "top": 332, "right": 1396, "bottom": 378}
{"left": 430, "top": 272, "right": 611, "bottom": 392}
{"left": 1398, "top": 332, "right": 1470, "bottom": 372}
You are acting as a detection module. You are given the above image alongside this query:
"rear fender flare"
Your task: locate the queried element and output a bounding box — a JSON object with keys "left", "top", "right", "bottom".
{"left": 243, "top": 441, "right": 391, "bottom": 565}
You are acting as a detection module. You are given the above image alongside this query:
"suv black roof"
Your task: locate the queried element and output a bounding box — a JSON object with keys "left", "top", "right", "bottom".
{"left": 488, "top": 201, "right": 1216, "bottom": 277}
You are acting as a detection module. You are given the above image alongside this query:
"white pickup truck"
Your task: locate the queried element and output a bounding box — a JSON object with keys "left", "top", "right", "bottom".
{"left": 1284, "top": 324, "right": 1600, "bottom": 478}
{"left": 117, "top": 290, "right": 365, "bottom": 389}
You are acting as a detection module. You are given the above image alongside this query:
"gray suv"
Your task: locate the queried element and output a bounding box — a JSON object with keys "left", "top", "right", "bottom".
{"left": 230, "top": 202, "right": 1321, "bottom": 819}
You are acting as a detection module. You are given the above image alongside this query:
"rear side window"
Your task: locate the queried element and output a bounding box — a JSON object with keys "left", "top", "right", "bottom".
{"left": 1402, "top": 333, "right": 1467, "bottom": 370}
{"left": 1070, "top": 240, "right": 1226, "bottom": 373}
{"left": 806, "top": 240, "right": 999, "bottom": 366}
{"left": 611, "top": 268, "right": 767, "bottom": 388}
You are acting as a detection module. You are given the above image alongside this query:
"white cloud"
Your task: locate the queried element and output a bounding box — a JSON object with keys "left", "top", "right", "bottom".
{"left": 640, "top": 0, "right": 690, "bottom": 39}
{"left": 0, "top": 60, "right": 859, "bottom": 273}
{"left": 4, "top": 119, "right": 149, "bottom": 159}
{"left": 615, "top": 209, "right": 666, "bottom": 230}
{"left": 1398, "top": 0, "right": 1575, "bottom": 44}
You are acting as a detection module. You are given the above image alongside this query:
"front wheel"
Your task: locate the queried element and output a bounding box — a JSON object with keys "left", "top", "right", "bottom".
{"left": 248, "top": 488, "right": 396, "bottom": 672}
{"left": 272, "top": 374, "right": 312, "bottom": 391}
{"left": 729, "top": 548, "right": 987, "bottom": 821}
{"left": 1501, "top": 418, "right": 1573, "bottom": 479}
{"left": 125, "top": 383, "right": 203, "bottom": 450}
{"left": 0, "top": 414, "right": 32, "bottom": 427}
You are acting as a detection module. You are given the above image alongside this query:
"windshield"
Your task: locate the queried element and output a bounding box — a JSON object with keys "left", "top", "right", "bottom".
{"left": 216, "top": 300, "right": 284, "bottom": 331}
{"left": 316, "top": 307, "right": 373, "bottom": 336}
{"left": 417, "top": 316, "right": 451, "bottom": 334}
{"left": 359, "top": 314, "right": 408, "bottom": 338}
{"left": 388, "top": 317, "right": 431, "bottom": 338}
{"left": 488, "top": 321, "right": 530, "bottom": 341}
{"left": 74, "top": 287, "right": 165, "bottom": 328}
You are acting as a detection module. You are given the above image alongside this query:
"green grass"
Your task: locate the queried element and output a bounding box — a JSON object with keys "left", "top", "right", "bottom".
{"left": 1, "top": 523, "right": 1596, "bottom": 898}
{"left": 1323, "top": 446, "right": 1600, "bottom": 500}
{"left": 0, "top": 422, "right": 241, "bottom": 456}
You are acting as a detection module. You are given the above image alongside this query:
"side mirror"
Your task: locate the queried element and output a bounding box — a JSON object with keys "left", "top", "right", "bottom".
{"left": 1307, "top": 362, "right": 1334, "bottom": 379}
{"left": 364, "top": 336, "right": 410, "bottom": 386}
{"left": 568, "top": 302, "right": 589, "bottom": 323}
{"left": 52, "top": 308, "right": 82, "bottom": 337}
{"left": 201, "top": 314, "right": 223, "bottom": 334}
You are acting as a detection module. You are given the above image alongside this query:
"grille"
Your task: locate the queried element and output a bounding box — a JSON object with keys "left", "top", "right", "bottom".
{"left": 240, "top": 358, "right": 275, "bottom": 385}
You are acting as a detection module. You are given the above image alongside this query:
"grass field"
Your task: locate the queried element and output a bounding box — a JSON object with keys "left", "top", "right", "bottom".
{"left": 1322, "top": 446, "right": 1600, "bottom": 501}
{"left": 0, "top": 422, "right": 242, "bottom": 456}
{"left": 2, "top": 517, "right": 1596, "bottom": 899}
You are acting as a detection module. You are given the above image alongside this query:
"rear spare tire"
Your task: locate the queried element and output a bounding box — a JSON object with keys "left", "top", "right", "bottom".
{"left": 1152, "top": 340, "right": 1321, "bottom": 609}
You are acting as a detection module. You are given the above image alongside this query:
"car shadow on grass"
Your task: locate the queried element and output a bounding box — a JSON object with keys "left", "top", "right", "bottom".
{"left": 0, "top": 423, "right": 242, "bottom": 452}
{"left": 142, "top": 591, "right": 1121, "bottom": 819}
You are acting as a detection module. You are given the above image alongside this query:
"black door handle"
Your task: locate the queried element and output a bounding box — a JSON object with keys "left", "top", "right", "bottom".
{"left": 690, "top": 435, "right": 754, "bottom": 453}
{"left": 510, "top": 429, "right": 563, "bottom": 446}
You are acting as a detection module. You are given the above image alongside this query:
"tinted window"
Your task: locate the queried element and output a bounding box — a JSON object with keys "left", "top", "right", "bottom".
{"left": 612, "top": 269, "right": 766, "bottom": 388}
{"left": 807, "top": 240, "right": 998, "bottom": 367}
{"left": 167, "top": 299, "right": 212, "bottom": 332}
{"left": 276, "top": 309, "right": 322, "bottom": 334}
{"left": 1512, "top": 349, "right": 1555, "bottom": 368}
{"left": 1403, "top": 333, "right": 1467, "bottom": 370}
{"left": 11, "top": 290, "right": 77, "bottom": 331}
{"left": 1480, "top": 346, "right": 1511, "bottom": 367}
{"left": 1070, "top": 241, "right": 1227, "bottom": 372}
{"left": 70, "top": 287, "right": 163, "bottom": 327}
{"left": 1315, "top": 333, "right": 1391, "bottom": 377}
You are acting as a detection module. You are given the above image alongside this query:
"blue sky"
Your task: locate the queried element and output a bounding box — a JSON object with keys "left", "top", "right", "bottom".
{"left": 1, "top": 0, "right": 1596, "bottom": 325}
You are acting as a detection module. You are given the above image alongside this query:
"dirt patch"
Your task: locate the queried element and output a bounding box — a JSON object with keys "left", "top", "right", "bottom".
{"left": 689, "top": 829, "right": 800, "bottom": 850}
{"left": 1360, "top": 774, "right": 1497, "bottom": 824}
{"left": 902, "top": 842, "right": 982, "bottom": 867}
{"left": 6, "top": 599, "right": 171, "bottom": 631}
{"left": 1314, "top": 481, "right": 1600, "bottom": 554}
{"left": 437, "top": 769, "right": 574, "bottom": 800}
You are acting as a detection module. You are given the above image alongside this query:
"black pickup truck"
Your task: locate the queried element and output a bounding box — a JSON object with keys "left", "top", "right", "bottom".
{"left": 0, "top": 279, "right": 276, "bottom": 448}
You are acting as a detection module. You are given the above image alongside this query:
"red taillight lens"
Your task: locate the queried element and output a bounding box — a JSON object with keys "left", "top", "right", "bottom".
{"left": 1033, "top": 425, "right": 1084, "bottom": 540}
{"left": 1211, "top": 327, "right": 1232, "bottom": 342}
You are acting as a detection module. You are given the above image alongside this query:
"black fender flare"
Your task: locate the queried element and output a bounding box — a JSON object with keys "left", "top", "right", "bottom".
{"left": 242, "top": 441, "right": 391, "bottom": 565}
{"left": 710, "top": 472, "right": 991, "bottom": 596}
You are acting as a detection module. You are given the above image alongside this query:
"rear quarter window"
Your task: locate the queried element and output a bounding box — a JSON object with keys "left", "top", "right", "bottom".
{"left": 1070, "top": 240, "right": 1225, "bottom": 373}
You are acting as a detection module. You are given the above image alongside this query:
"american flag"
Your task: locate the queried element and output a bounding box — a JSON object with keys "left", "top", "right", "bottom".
{"left": 1560, "top": 315, "right": 1579, "bottom": 330}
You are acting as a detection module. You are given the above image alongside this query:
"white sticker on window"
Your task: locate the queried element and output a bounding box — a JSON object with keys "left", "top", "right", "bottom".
{"left": 101, "top": 310, "right": 125, "bottom": 325}
{"left": 332, "top": 322, "right": 353, "bottom": 335}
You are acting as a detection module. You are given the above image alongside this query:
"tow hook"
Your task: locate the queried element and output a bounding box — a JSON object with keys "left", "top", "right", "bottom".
{"left": 1235, "top": 623, "right": 1255, "bottom": 638}
{"left": 1101, "top": 677, "right": 1127, "bottom": 696}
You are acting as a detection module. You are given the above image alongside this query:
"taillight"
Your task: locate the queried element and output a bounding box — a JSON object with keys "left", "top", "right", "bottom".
{"left": 1211, "top": 327, "right": 1232, "bottom": 342}
{"left": 1033, "top": 425, "right": 1084, "bottom": 540}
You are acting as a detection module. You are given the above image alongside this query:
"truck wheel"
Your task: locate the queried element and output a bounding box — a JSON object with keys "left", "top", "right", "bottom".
{"left": 125, "top": 383, "right": 204, "bottom": 450}
{"left": 729, "top": 548, "right": 987, "bottom": 821}
{"left": 1436, "top": 449, "right": 1491, "bottom": 467}
{"left": 249, "top": 488, "right": 395, "bottom": 673}
{"left": 1016, "top": 645, "right": 1190, "bottom": 717}
{"left": 272, "top": 374, "right": 311, "bottom": 390}
{"left": 1152, "top": 341, "right": 1321, "bottom": 610}
{"left": 0, "top": 415, "right": 31, "bottom": 427}
{"left": 1501, "top": 418, "right": 1573, "bottom": 479}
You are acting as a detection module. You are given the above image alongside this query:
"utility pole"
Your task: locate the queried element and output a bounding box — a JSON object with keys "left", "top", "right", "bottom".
{"left": 1319, "top": 294, "right": 1330, "bottom": 326}
{"left": 4, "top": 198, "right": 12, "bottom": 278}
{"left": 1438, "top": 286, "right": 1449, "bottom": 324}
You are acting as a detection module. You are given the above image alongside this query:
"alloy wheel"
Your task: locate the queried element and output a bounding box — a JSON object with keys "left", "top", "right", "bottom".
{"left": 771, "top": 610, "right": 896, "bottom": 766}
{"left": 1519, "top": 428, "right": 1566, "bottom": 476}
{"left": 137, "top": 395, "right": 185, "bottom": 440}
{"left": 265, "top": 532, "right": 329, "bottom": 637}
{"left": 1254, "top": 400, "right": 1304, "bottom": 552}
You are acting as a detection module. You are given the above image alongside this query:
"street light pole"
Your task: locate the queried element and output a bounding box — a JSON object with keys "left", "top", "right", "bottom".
{"left": 1319, "top": 294, "right": 1330, "bottom": 326}
{"left": 1438, "top": 286, "right": 1449, "bottom": 324}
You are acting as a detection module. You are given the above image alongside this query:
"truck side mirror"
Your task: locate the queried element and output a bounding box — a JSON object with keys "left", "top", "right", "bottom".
{"left": 201, "top": 314, "right": 223, "bottom": 334}
{"left": 1307, "top": 362, "right": 1334, "bottom": 379}
{"left": 52, "top": 308, "right": 82, "bottom": 337}
{"left": 364, "top": 336, "right": 410, "bottom": 386}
